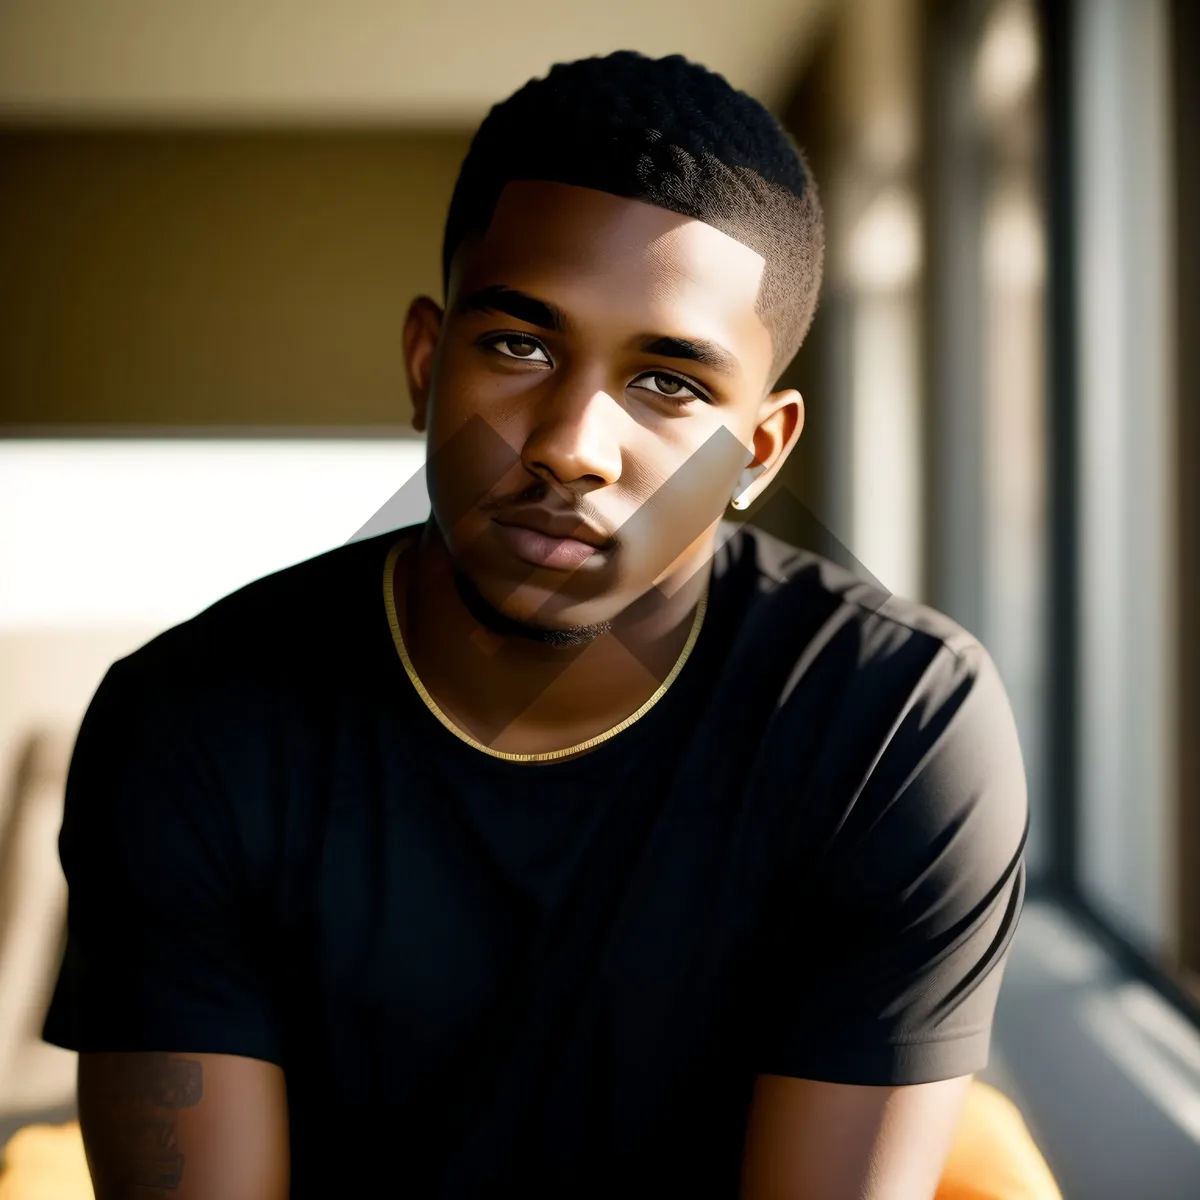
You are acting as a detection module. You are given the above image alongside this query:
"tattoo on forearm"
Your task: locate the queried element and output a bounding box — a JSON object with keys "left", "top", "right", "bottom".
{"left": 106, "top": 1053, "right": 203, "bottom": 1195}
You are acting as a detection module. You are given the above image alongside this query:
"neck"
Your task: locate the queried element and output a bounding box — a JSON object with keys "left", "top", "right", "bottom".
{"left": 392, "top": 519, "right": 714, "bottom": 757}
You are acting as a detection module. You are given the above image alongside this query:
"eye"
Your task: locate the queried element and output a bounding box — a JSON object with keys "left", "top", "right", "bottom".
{"left": 633, "top": 372, "right": 709, "bottom": 404}
{"left": 485, "top": 334, "right": 550, "bottom": 364}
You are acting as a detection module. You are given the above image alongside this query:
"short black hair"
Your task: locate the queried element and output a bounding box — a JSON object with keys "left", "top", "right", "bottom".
{"left": 441, "top": 49, "right": 824, "bottom": 389}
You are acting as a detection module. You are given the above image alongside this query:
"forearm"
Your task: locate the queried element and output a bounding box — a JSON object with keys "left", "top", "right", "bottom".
{"left": 78, "top": 1050, "right": 289, "bottom": 1200}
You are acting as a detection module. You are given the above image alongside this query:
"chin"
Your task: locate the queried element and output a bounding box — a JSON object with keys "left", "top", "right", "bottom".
{"left": 450, "top": 561, "right": 612, "bottom": 648}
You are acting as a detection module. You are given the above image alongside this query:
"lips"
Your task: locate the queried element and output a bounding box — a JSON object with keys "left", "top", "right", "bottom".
{"left": 493, "top": 507, "right": 608, "bottom": 548}
{"left": 491, "top": 518, "right": 607, "bottom": 570}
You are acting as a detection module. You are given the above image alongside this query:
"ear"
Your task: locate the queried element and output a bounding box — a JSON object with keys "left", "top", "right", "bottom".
{"left": 740, "top": 389, "right": 805, "bottom": 504}
{"left": 402, "top": 296, "right": 444, "bottom": 434}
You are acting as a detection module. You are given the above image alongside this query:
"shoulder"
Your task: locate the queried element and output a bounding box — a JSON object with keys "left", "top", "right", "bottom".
{"left": 75, "top": 527, "right": 410, "bottom": 816}
{"left": 724, "top": 523, "right": 1026, "bottom": 857}
{"left": 65, "top": 531, "right": 410, "bottom": 869}
{"left": 111, "top": 525, "right": 408, "bottom": 699}
{"left": 717, "top": 520, "right": 986, "bottom": 692}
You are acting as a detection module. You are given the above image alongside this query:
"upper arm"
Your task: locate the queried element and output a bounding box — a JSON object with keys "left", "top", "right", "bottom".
{"left": 78, "top": 1050, "right": 288, "bottom": 1200}
{"left": 41, "top": 658, "right": 288, "bottom": 1192}
{"left": 739, "top": 638, "right": 1026, "bottom": 1194}
{"left": 739, "top": 1073, "right": 973, "bottom": 1200}
{"left": 755, "top": 638, "right": 1028, "bottom": 1088}
{"left": 43, "top": 656, "right": 280, "bottom": 1062}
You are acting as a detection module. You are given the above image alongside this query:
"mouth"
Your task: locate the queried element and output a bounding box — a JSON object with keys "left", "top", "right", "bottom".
{"left": 491, "top": 519, "right": 608, "bottom": 571}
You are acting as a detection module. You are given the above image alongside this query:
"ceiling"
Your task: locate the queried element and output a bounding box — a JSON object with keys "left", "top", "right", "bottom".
{"left": 0, "top": 0, "right": 835, "bottom": 127}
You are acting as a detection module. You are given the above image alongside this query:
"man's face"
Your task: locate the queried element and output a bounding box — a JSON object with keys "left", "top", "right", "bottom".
{"left": 404, "top": 179, "right": 801, "bottom": 640}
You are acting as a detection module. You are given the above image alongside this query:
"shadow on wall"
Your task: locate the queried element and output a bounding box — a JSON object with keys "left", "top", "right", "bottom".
{"left": 0, "top": 727, "right": 76, "bottom": 1119}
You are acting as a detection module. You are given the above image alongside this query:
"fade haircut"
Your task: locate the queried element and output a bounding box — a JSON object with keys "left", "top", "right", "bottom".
{"left": 441, "top": 49, "right": 825, "bottom": 389}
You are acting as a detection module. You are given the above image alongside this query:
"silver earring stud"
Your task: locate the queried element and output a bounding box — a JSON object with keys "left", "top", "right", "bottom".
{"left": 731, "top": 463, "right": 762, "bottom": 510}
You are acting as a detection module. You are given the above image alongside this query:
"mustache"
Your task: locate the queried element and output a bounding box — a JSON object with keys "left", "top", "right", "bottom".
{"left": 479, "top": 480, "right": 617, "bottom": 547}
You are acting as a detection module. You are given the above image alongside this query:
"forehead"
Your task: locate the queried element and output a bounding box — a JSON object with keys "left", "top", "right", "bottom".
{"left": 451, "top": 180, "right": 773, "bottom": 379}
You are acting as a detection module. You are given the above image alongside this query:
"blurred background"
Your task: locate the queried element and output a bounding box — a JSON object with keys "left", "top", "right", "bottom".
{"left": 0, "top": 0, "right": 1196, "bottom": 1195}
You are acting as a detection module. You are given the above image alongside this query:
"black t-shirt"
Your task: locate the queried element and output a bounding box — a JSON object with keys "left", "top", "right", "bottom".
{"left": 43, "top": 519, "right": 1028, "bottom": 1199}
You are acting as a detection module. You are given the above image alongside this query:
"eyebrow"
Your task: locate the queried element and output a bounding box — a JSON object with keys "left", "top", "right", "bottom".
{"left": 454, "top": 285, "right": 742, "bottom": 378}
{"left": 455, "top": 285, "right": 571, "bottom": 333}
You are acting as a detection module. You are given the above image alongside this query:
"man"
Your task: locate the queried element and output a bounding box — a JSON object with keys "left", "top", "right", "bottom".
{"left": 44, "top": 51, "right": 1030, "bottom": 1199}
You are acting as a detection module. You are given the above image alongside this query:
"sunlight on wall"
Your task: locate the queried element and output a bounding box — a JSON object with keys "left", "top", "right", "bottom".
{"left": 0, "top": 439, "right": 429, "bottom": 631}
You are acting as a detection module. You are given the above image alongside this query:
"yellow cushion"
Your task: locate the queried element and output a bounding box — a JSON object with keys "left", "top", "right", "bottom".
{"left": 0, "top": 1120, "right": 92, "bottom": 1200}
{"left": 0, "top": 1080, "right": 1060, "bottom": 1200}
{"left": 936, "top": 1081, "right": 1063, "bottom": 1200}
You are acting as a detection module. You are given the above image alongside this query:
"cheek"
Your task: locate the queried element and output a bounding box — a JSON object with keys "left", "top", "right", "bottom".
{"left": 613, "top": 444, "right": 738, "bottom": 584}
{"left": 423, "top": 407, "right": 523, "bottom": 536}
{"left": 422, "top": 354, "right": 532, "bottom": 521}
{"left": 637, "top": 419, "right": 745, "bottom": 522}
{"left": 649, "top": 519, "right": 726, "bottom": 589}
{"left": 428, "top": 349, "right": 533, "bottom": 454}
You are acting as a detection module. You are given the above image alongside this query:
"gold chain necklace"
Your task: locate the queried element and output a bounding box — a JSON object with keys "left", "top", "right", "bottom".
{"left": 382, "top": 533, "right": 709, "bottom": 763}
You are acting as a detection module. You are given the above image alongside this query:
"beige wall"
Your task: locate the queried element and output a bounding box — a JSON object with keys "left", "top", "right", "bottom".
{"left": 0, "top": 129, "right": 472, "bottom": 429}
{"left": 0, "top": 1, "right": 834, "bottom": 127}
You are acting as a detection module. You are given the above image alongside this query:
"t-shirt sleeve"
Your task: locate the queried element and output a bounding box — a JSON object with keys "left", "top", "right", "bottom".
{"left": 755, "top": 634, "right": 1028, "bottom": 1087}
{"left": 42, "top": 655, "right": 282, "bottom": 1065}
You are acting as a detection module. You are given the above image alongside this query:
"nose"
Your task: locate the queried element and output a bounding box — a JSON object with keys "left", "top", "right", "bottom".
{"left": 519, "top": 374, "right": 624, "bottom": 491}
